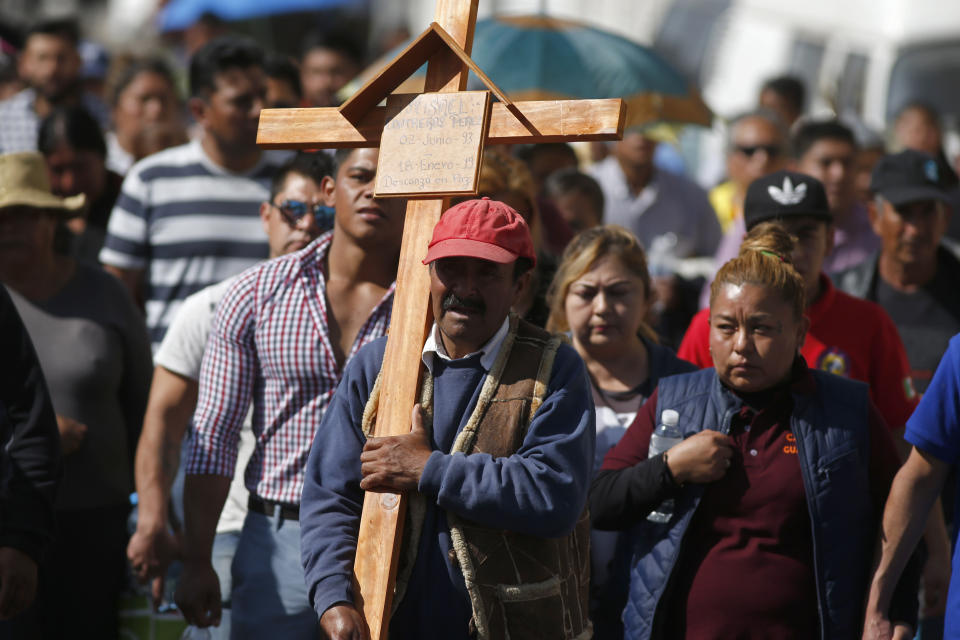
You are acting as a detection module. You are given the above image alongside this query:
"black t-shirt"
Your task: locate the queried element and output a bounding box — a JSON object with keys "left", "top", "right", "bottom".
{"left": 875, "top": 251, "right": 960, "bottom": 393}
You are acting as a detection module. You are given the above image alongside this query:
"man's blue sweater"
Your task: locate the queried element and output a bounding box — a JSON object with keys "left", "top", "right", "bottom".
{"left": 300, "top": 335, "right": 595, "bottom": 639}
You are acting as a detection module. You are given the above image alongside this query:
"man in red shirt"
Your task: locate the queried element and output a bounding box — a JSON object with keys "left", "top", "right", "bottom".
{"left": 679, "top": 170, "right": 918, "bottom": 433}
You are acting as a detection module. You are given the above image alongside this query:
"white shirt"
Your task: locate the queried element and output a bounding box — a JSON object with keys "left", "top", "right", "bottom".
{"left": 154, "top": 275, "right": 254, "bottom": 534}
{"left": 421, "top": 316, "right": 511, "bottom": 373}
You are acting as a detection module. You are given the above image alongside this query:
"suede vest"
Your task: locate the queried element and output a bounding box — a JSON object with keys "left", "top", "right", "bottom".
{"left": 362, "top": 315, "right": 592, "bottom": 640}
{"left": 621, "top": 367, "right": 874, "bottom": 640}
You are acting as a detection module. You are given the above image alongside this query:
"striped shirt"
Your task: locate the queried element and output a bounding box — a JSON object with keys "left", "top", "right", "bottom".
{"left": 185, "top": 232, "right": 395, "bottom": 504}
{"left": 99, "top": 139, "right": 288, "bottom": 351}
{"left": 0, "top": 88, "right": 110, "bottom": 154}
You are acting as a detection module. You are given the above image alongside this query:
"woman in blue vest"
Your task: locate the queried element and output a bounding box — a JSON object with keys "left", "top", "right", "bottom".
{"left": 590, "top": 222, "right": 919, "bottom": 639}
{"left": 546, "top": 225, "right": 696, "bottom": 640}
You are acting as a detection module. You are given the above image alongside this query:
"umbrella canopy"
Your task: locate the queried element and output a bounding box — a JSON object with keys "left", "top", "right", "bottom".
{"left": 160, "top": 0, "right": 364, "bottom": 32}
{"left": 344, "top": 14, "right": 711, "bottom": 129}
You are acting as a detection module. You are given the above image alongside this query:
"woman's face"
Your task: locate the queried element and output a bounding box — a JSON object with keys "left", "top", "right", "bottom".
{"left": 113, "top": 71, "right": 179, "bottom": 145}
{"left": 709, "top": 282, "right": 808, "bottom": 392}
{"left": 564, "top": 254, "right": 649, "bottom": 353}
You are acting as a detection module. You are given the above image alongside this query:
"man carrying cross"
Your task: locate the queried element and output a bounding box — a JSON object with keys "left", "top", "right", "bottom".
{"left": 300, "top": 197, "right": 595, "bottom": 639}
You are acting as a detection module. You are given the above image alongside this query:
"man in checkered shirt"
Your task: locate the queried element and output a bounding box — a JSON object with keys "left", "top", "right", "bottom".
{"left": 176, "top": 147, "right": 405, "bottom": 639}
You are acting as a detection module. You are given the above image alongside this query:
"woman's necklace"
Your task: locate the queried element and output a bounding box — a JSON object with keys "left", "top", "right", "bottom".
{"left": 586, "top": 369, "right": 647, "bottom": 428}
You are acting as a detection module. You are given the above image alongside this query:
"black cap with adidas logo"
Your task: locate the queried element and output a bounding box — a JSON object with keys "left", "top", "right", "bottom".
{"left": 743, "top": 170, "right": 832, "bottom": 231}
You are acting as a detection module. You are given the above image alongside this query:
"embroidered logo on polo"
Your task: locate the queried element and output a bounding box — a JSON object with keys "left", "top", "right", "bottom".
{"left": 816, "top": 347, "right": 851, "bottom": 377}
{"left": 783, "top": 432, "right": 798, "bottom": 455}
{"left": 768, "top": 176, "right": 807, "bottom": 205}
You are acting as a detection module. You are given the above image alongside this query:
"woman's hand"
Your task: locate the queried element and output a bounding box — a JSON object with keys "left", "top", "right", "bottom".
{"left": 666, "top": 431, "right": 734, "bottom": 485}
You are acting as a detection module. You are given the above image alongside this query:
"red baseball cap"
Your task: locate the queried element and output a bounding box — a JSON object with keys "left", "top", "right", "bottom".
{"left": 422, "top": 197, "right": 536, "bottom": 266}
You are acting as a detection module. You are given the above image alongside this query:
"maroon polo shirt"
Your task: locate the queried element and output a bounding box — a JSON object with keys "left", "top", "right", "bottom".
{"left": 602, "top": 364, "right": 900, "bottom": 639}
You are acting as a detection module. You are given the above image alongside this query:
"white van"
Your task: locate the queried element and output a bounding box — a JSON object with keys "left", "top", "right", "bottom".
{"left": 654, "top": 0, "right": 960, "bottom": 182}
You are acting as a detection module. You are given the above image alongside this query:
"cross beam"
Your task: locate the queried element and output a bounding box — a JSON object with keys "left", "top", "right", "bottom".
{"left": 257, "top": 99, "right": 625, "bottom": 149}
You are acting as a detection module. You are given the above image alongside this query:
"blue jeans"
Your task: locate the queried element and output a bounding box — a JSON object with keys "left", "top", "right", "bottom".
{"left": 230, "top": 510, "right": 316, "bottom": 639}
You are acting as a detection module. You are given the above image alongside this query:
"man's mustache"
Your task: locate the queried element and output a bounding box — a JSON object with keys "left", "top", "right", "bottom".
{"left": 442, "top": 292, "right": 486, "bottom": 314}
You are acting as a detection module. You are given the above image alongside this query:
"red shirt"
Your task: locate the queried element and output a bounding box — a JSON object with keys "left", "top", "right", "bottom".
{"left": 677, "top": 274, "right": 918, "bottom": 430}
{"left": 602, "top": 368, "right": 901, "bottom": 639}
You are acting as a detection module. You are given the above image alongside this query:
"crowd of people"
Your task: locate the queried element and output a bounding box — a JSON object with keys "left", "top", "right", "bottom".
{"left": 1, "top": 11, "right": 960, "bottom": 640}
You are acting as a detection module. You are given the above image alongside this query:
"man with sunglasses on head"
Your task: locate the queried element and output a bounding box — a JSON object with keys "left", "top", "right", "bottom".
{"left": 176, "top": 147, "right": 405, "bottom": 639}
{"left": 709, "top": 110, "right": 789, "bottom": 235}
{"left": 127, "top": 152, "right": 333, "bottom": 640}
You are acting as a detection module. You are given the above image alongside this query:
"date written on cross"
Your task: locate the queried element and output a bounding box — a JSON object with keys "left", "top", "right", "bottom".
{"left": 375, "top": 91, "right": 491, "bottom": 198}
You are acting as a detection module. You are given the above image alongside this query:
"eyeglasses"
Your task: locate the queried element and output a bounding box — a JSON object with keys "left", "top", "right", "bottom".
{"left": 269, "top": 199, "right": 335, "bottom": 229}
{"left": 734, "top": 144, "right": 782, "bottom": 158}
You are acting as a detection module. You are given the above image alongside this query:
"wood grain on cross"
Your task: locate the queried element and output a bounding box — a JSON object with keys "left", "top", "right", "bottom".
{"left": 257, "top": 1, "right": 624, "bottom": 638}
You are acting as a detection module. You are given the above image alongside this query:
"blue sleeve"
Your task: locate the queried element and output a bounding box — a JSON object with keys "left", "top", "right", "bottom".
{"left": 905, "top": 334, "right": 960, "bottom": 464}
{"left": 418, "top": 343, "right": 596, "bottom": 538}
{"left": 299, "top": 338, "right": 386, "bottom": 618}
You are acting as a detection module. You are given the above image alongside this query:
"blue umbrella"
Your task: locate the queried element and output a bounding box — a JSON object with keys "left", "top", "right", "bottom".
{"left": 160, "top": 0, "right": 365, "bottom": 32}
{"left": 344, "top": 15, "right": 711, "bottom": 128}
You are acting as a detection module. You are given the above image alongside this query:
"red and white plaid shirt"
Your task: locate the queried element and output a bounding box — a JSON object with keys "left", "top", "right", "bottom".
{"left": 186, "top": 232, "right": 394, "bottom": 504}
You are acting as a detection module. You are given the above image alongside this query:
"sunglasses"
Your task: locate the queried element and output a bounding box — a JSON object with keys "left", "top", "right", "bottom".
{"left": 269, "top": 200, "right": 335, "bottom": 230}
{"left": 735, "top": 144, "right": 782, "bottom": 158}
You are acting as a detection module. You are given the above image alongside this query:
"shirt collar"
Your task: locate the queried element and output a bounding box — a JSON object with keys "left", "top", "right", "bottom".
{"left": 421, "top": 315, "right": 511, "bottom": 374}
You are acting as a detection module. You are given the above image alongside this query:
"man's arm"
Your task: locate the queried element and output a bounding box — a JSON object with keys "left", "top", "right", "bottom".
{"left": 416, "top": 345, "right": 595, "bottom": 538}
{"left": 864, "top": 447, "right": 950, "bottom": 640}
{"left": 176, "top": 275, "right": 261, "bottom": 626}
{"left": 175, "top": 474, "right": 231, "bottom": 628}
{"left": 127, "top": 366, "right": 197, "bottom": 583}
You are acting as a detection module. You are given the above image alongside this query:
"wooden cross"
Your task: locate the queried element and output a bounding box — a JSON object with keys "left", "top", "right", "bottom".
{"left": 258, "top": 2, "right": 624, "bottom": 637}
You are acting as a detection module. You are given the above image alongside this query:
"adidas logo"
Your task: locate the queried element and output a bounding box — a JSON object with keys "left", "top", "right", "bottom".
{"left": 768, "top": 177, "right": 807, "bottom": 206}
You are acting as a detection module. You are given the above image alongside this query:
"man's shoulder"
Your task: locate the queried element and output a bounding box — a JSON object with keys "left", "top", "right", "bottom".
{"left": 126, "top": 141, "right": 205, "bottom": 180}
{"left": 223, "top": 234, "right": 332, "bottom": 305}
{"left": 0, "top": 89, "right": 32, "bottom": 114}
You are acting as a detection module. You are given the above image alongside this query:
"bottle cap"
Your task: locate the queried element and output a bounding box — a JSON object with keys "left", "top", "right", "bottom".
{"left": 661, "top": 409, "right": 679, "bottom": 426}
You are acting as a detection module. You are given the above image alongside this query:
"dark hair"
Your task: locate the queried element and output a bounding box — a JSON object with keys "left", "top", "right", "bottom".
{"left": 790, "top": 119, "right": 857, "bottom": 159}
{"left": 516, "top": 143, "right": 578, "bottom": 166}
{"left": 189, "top": 36, "right": 264, "bottom": 99}
{"left": 26, "top": 18, "right": 79, "bottom": 47}
{"left": 264, "top": 52, "right": 301, "bottom": 102}
{"left": 544, "top": 169, "right": 604, "bottom": 218}
{"left": 37, "top": 105, "right": 106, "bottom": 157}
{"left": 513, "top": 256, "right": 534, "bottom": 281}
{"left": 761, "top": 75, "right": 806, "bottom": 115}
{"left": 109, "top": 57, "right": 177, "bottom": 107}
{"left": 331, "top": 147, "right": 358, "bottom": 176}
{"left": 299, "top": 30, "right": 363, "bottom": 67}
{"left": 269, "top": 151, "right": 334, "bottom": 201}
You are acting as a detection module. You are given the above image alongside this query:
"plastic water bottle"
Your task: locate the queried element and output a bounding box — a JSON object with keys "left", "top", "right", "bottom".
{"left": 647, "top": 409, "right": 683, "bottom": 524}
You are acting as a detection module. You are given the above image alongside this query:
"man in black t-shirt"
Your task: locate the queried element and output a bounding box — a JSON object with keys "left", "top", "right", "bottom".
{"left": 836, "top": 149, "right": 960, "bottom": 394}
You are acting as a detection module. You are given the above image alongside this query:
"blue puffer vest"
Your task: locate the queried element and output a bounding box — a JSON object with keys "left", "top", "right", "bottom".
{"left": 622, "top": 367, "right": 875, "bottom": 639}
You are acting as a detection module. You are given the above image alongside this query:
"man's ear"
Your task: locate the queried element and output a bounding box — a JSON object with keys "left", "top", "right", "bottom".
{"left": 188, "top": 96, "right": 207, "bottom": 128}
{"left": 320, "top": 175, "right": 336, "bottom": 207}
{"left": 512, "top": 267, "right": 533, "bottom": 303}
{"left": 867, "top": 198, "right": 882, "bottom": 234}
{"left": 259, "top": 200, "right": 272, "bottom": 233}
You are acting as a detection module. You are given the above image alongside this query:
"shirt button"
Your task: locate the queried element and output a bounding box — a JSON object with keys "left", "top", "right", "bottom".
{"left": 744, "top": 425, "right": 751, "bottom": 432}
{"left": 749, "top": 449, "right": 758, "bottom": 457}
